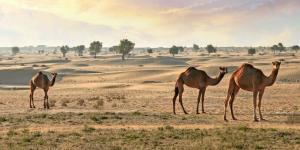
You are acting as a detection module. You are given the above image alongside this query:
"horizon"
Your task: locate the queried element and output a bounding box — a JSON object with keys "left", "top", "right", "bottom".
{"left": 0, "top": 0, "right": 300, "bottom": 47}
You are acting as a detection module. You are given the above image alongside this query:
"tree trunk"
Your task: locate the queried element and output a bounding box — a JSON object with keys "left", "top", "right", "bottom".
{"left": 63, "top": 53, "right": 66, "bottom": 57}
{"left": 94, "top": 53, "right": 97, "bottom": 58}
{"left": 122, "top": 53, "right": 125, "bottom": 60}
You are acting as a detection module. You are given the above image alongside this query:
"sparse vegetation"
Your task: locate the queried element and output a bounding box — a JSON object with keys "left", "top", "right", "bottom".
{"left": 74, "top": 45, "right": 85, "bottom": 56}
{"left": 147, "top": 48, "right": 153, "bottom": 54}
{"left": 291, "top": 45, "right": 299, "bottom": 53}
{"left": 193, "top": 44, "right": 200, "bottom": 51}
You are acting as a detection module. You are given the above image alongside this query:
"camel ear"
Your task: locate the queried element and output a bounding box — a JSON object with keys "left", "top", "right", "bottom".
{"left": 219, "top": 67, "right": 223, "bottom": 70}
{"left": 272, "top": 62, "right": 275, "bottom": 65}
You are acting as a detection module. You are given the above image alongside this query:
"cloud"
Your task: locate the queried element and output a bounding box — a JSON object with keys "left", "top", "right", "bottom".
{"left": 0, "top": 0, "right": 300, "bottom": 46}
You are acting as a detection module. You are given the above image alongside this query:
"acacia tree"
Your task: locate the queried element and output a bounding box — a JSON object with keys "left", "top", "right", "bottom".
{"left": 291, "top": 45, "right": 299, "bottom": 53}
{"left": 178, "top": 46, "right": 184, "bottom": 52}
{"left": 169, "top": 45, "right": 179, "bottom": 57}
{"left": 75, "top": 45, "right": 85, "bottom": 56}
{"left": 206, "top": 44, "right": 217, "bottom": 54}
{"left": 278, "top": 43, "right": 285, "bottom": 52}
{"left": 271, "top": 45, "right": 278, "bottom": 54}
{"left": 147, "top": 48, "right": 153, "bottom": 54}
{"left": 248, "top": 48, "right": 256, "bottom": 55}
{"left": 89, "top": 41, "right": 102, "bottom": 58}
{"left": 60, "top": 45, "right": 69, "bottom": 57}
{"left": 12, "top": 47, "right": 20, "bottom": 55}
{"left": 193, "top": 44, "right": 200, "bottom": 51}
{"left": 118, "top": 39, "right": 135, "bottom": 60}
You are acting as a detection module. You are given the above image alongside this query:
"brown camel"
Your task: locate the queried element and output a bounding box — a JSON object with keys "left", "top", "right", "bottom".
{"left": 29, "top": 71, "right": 58, "bottom": 109}
{"left": 173, "top": 67, "right": 228, "bottom": 114}
{"left": 224, "top": 61, "right": 281, "bottom": 121}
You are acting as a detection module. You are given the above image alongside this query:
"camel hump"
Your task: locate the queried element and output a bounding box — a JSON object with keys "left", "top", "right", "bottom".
{"left": 241, "top": 63, "right": 254, "bottom": 68}
{"left": 38, "top": 71, "right": 43, "bottom": 75}
{"left": 186, "top": 67, "right": 197, "bottom": 71}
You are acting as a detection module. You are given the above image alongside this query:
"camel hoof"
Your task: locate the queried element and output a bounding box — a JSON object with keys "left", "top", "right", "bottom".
{"left": 184, "top": 112, "right": 188, "bottom": 114}
{"left": 202, "top": 111, "right": 206, "bottom": 114}
{"left": 233, "top": 118, "right": 238, "bottom": 120}
{"left": 253, "top": 118, "right": 259, "bottom": 122}
{"left": 260, "top": 118, "right": 267, "bottom": 121}
{"left": 224, "top": 118, "right": 228, "bottom": 122}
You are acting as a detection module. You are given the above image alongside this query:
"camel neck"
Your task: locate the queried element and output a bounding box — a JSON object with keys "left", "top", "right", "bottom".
{"left": 264, "top": 68, "right": 279, "bottom": 86}
{"left": 50, "top": 75, "right": 57, "bottom": 86}
{"left": 208, "top": 72, "right": 225, "bottom": 86}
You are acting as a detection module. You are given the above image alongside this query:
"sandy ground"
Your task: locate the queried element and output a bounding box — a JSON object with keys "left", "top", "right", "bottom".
{"left": 0, "top": 50, "right": 299, "bottom": 131}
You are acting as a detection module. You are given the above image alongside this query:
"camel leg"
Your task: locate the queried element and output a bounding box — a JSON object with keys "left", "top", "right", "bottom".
{"left": 178, "top": 84, "right": 188, "bottom": 114}
{"left": 201, "top": 87, "right": 206, "bottom": 113}
{"left": 44, "top": 89, "right": 49, "bottom": 109}
{"left": 173, "top": 85, "right": 179, "bottom": 115}
{"left": 253, "top": 90, "right": 259, "bottom": 122}
{"left": 258, "top": 88, "right": 265, "bottom": 121}
{"left": 29, "top": 84, "right": 36, "bottom": 108}
{"left": 224, "top": 80, "right": 235, "bottom": 121}
{"left": 229, "top": 87, "right": 239, "bottom": 120}
{"left": 196, "top": 89, "right": 202, "bottom": 114}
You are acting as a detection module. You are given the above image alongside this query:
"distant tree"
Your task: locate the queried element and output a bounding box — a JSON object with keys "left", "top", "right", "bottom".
{"left": 206, "top": 44, "right": 217, "bottom": 54}
{"left": 291, "top": 45, "right": 299, "bottom": 53}
{"left": 248, "top": 48, "right": 256, "bottom": 55}
{"left": 278, "top": 43, "right": 285, "bottom": 52}
{"left": 89, "top": 41, "right": 102, "bottom": 58}
{"left": 12, "top": 47, "right": 20, "bottom": 55}
{"left": 75, "top": 45, "right": 85, "bottom": 56}
{"left": 178, "top": 46, "right": 184, "bottom": 52}
{"left": 60, "top": 45, "right": 69, "bottom": 57}
{"left": 118, "top": 39, "right": 135, "bottom": 60}
{"left": 109, "top": 45, "right": 119, "bottom": 54}
{"left": 193, "top": 44, "right": 200, "bottom": 51}
{"left": 147, "top": 48, "right": 153, "bottom": 54}
{"left": 271, "top": 45, "right": 278, "bottom": 54}
{"left": 169, "top": 45, "right": 179, "bottom": 57}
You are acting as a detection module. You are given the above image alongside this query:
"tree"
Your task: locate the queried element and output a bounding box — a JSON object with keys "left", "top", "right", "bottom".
{"left": 206, "top": 44, "right": 217, "bottom": 54}
{"left": 109, "top": 45, "right": 119, "bottom": 54}
{"left": 248, "top": 48, "right": 256, "bottom": 55}
{"left": 193, "top": 44, "right": 200, "bottom": 51}
{"left": 118, "top": 39, "right": 135, "bottom": 60}
{"left": 89, "top": 41, "right": 102, "bottom": 58}
{"left": 278, "top": 43, "right": 285, "bottom": 52}
{"left": 169, "top": 45, "right": 179, "bottom": 57}
{"left": 147, "top": 48, "right": 153, "bottom": 54}
{"left": 75, "top": 45, "right": 85, "bottom": 56}
{"left": 271, "top": 45, "right": 278, "bottom": 54}
{"left": 12, "top": 47, "right": 20, "bottom": 55}
{"left": 60, "top": 45, "right": 69, "bottom": 57}
{"left": 291, "top": 45, "right": 299, "bottom": 53}
{"left": 178, "top": 46, "right": 184, "bottom": 52}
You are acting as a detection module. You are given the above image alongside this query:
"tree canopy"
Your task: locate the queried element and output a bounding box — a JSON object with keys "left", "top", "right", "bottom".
{"left": 169, "top": 45, "right": 179, "bottom": 56}
{"left": 248, "top": 48, "right": 256, "bottom": 55}
{"left": 193, "top": 44, "right": 200, "bottom": 51}
{"left": 89, "top": 41, "right": 102, "bottom": 58}
{"left": 206, "top": 44, "right": 217, "bottom": 54}
{"left": 60, "top": 45, "right": 69, "bottom": 57}
{"left": 118, "top": 39, "right": 135, "bottom": 60}
{"left": 12, "top": 47, "right": 20, "bottom": 55}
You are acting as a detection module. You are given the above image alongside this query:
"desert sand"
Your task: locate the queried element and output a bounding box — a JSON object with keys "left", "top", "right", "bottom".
{"left": 0, "top": 50, "right": 299, "bottom": 149}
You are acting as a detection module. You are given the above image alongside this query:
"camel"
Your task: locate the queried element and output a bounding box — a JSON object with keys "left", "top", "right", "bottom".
{"left": 29, "top": 71, "right": 58, "bottom": 109}
{"left": 173, "top": 66, "right": 228, "bottom": 114}
{"left": 224, "top": 61, "right": 281, "bottom": 122}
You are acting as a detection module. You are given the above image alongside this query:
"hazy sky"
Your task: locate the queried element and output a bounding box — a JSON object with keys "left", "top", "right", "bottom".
{"left": 0, "top": 0, "right": 299, "bottom": 47}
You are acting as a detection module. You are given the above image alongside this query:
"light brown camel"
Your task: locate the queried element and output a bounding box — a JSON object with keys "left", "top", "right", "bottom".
{"left": 29, "top": 71, "right": 58, "bottom": 109}
{"left": 224, "top": 61, "right": 281, "bottom": 121}
{"left": 173, "top": 67, "right": 228, "bottom": 114}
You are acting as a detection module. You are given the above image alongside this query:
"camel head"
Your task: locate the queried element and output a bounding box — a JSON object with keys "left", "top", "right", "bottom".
{"left": 219, "top": 67, "right": 228, "bottom": 74}
{"left": 272, "top": 61, "right": 281, "bottom": 70}
{"left": 51, "top": 72, "right": 58, "bottom": 77}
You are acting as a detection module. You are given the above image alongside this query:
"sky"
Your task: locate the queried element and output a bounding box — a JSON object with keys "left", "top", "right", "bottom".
{"left": 0, "top": 0, "right": 299, "bottom": 47}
